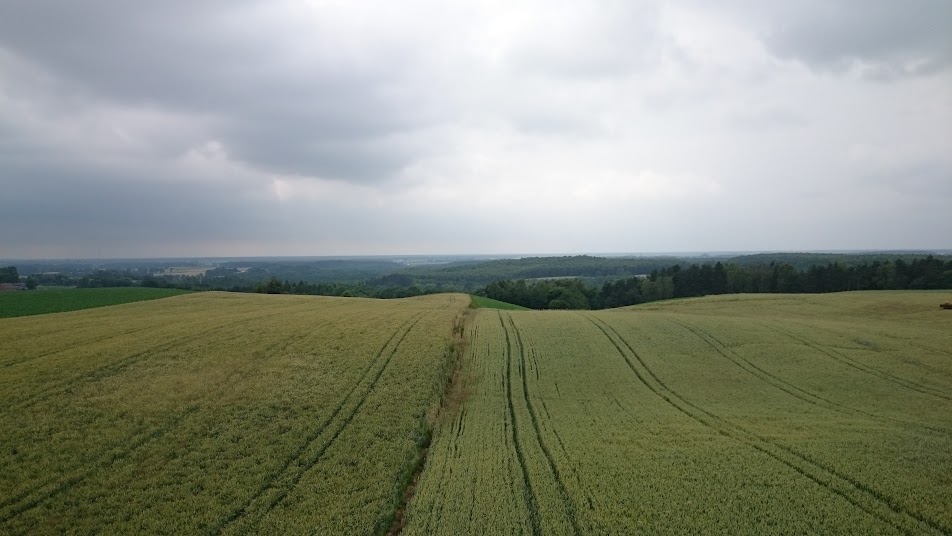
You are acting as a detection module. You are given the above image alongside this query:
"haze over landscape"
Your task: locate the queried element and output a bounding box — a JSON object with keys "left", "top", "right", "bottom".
{"left": 1, "top": 0, "right": 950, "bottom": 258}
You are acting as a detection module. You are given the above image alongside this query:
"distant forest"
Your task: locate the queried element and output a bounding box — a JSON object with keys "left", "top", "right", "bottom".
{"left": 483, "top": 256, "right": 952, "bottom": 310}
{"left": 5, "top": 253, "right": 951, "bottom": 307}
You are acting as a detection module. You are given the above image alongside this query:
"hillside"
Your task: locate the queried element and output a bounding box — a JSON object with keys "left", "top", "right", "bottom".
{"left": 0, "top": 292, "right": 469, "bottom": 534}
{"left": 2, "top": 290, "right": 950, "bottom": 534}
{"left": 405, "top": 291, "right": 952, "bottom": 534}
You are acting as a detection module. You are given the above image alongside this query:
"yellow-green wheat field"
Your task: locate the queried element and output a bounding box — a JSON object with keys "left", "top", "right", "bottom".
{"left": 404, "top": 291, "right": 952, "bottom": 535}
{"left": 2, "top": 290, "right": 951, "bottom": 535}
{"left": 0, "top": 292, "right": 469, "bottom": 534}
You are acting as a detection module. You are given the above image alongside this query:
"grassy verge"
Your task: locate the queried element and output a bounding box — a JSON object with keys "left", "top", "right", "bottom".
{"left": 469, "top": 295, "right": 529, "bottom": 310}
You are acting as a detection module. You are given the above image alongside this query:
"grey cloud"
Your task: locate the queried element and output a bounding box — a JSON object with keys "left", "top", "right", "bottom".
{"left": 1, "top": 160, "right": 265, "bottom": 241}
{"left": 761, "top": 0, "right": 952, "bottom": 75}
{"left": 1, "top": 1, "right": 950, "bottom": 257}
{"left": 0, "top": 0, "right": 428, "bottom": 182}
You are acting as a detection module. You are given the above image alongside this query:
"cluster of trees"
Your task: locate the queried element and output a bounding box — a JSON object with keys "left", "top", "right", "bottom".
{"left": 0, "top": 266, "right": 19, "bottom": 284}
{"left": 76, "top": 270, "right": 139, "bottom": 288}
{"left": 253, "top": 276, "right": 428, "bottom": 298}
{"left": 0, "top": 266, "right": 37, "bottom": 289}
{"left": 403, "top": 255, "right": 709, "bottom": 289}
{"left": 400, "top": 253, "right": 952, "bottom": 290}
{"left": 482, "top": 257, "right": 952, "bottom": 310}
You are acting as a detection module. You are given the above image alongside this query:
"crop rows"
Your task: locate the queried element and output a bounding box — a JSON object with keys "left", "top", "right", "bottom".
{"left": 405, "top": 291, "right": 952, "bottom": 534}
{"left": 0, "top": 292, "right": 469, "bottom": 535}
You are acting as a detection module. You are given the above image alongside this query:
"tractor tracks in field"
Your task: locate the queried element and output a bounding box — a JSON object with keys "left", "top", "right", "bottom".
{"left": 664, "top": 318, "right": 952, "bottom": 437}
{"left": 0, "top": 324, "right": 321, "bottom": 525}
{"left": 498, "top": 312, "right": 543, "bottom": 536}
{"left": 763, "top": 323, "right": 952, "bottom": 402}
{"left": 1, "top": 321, "right": 182, "bottom": 369}
{"left": 584, "top": 314, "right": 951, "bottom": 536}
{"left": 214, "top": 311, "right": 429, "bottom": 536}
{"left": 504, "top": 314, "right": 581, "bottom": 536}
{"left": 497, "top": 311, "right": 582, "bottom": 534}
{"left": 8, "top": 309, "right": 294, "bottom": 411}
{"left": 667, "top": 317, "right": 860, "bottom": 415}
{"left": 0, "top": 404, "right": 203, "bottom": 524}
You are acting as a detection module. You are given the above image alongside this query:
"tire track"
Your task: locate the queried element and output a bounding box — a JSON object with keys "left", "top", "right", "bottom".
{"left": 764, "top": 322, "right": 952, "bottom": 401}
{"left": 9, "top": 308, "right": 294, "bottom": 410}
{"left": 585, "top": 314, "right": 950, "bottom": 536}
{"left": 0, "top": 324, "right": 322, "bottom": 522}
{"left": 666, "top": 319, "right": 883, "bottom": 417}
{"left": 0, "top": 405, "right": 202, "bottom": 523}
{"left": 1, "top": 299, "right": 254, "bottom": 369}
{"left": 506, "top": 315, "right": 580, "bottom": 535}
{"left": 497, "top": 312, "right": 542, "bottom": 536}
{"left": 214, "top": 311, "right": 428, "bottom": 535}
{"left": 667, "top": 317, "right": 952, "bottom": 437}
{"left": 2, "top": 322, "right": 175, "bottom": 369}
{"left": 856, "top": 329, "right": 952, "bottom": 361}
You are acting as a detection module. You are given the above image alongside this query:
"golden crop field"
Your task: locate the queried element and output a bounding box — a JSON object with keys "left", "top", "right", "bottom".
{"left": 0, "top": 291, "right": 469, "bottom": 535}
{"left": 405, "top": 291, "right": 952, "bottom": 535}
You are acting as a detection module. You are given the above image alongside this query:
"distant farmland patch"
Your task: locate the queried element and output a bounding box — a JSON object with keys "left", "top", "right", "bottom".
{"left": 156, "top": 266, "right": 216, "bottom": 277}
{"left": 0, "top": 287, "right": 192, "bottom": 318}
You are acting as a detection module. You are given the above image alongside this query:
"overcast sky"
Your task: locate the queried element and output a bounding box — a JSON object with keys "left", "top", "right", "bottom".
{"left": 1, "top": 0, "right": 950, "bottom": 258}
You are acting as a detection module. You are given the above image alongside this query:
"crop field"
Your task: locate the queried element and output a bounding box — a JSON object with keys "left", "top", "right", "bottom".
{"left": 405, "top": 291, "right": 952, "bottom": 535}
{"left": 0, "top": 291, "right": 469, "bottom": 534}
{"left": 0, "top": 287, "right": 192, "bottom": 318}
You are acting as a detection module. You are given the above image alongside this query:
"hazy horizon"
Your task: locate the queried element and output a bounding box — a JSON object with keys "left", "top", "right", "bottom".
{"left": 4, "top": 248, "right": 952, "bottom": 264}
{"left": 2, "top": 1, "right": 950, "bottom": 259}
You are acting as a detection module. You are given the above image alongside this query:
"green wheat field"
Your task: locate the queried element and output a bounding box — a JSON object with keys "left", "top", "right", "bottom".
{"left": 1, "top": 291, "right": 950, "bottom": 534}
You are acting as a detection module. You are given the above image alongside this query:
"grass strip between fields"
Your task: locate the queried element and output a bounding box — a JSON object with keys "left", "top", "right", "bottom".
{"left": 469, "top": 295, "right": 529, "bottom": 311}
{"left": 386, "top": 308, "right": 473, "bottom": 536}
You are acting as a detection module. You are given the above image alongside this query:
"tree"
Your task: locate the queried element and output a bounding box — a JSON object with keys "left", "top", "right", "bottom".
{"left": 256, "top": 276, "right": 284, "bottom": 294}
{"left": 0, "top": 266, "right": 18, "bottom": 284}
{"left": 25, "top": 277, "right": 38, "bottom": 290}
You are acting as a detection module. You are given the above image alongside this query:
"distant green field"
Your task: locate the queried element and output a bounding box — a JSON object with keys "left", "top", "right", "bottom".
{"left": 0, "top": 287, "right": 192, "bottom": 318}
{"left": 470, "top": 295, "right": 529, "bottom": 310}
